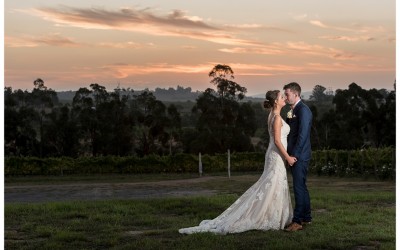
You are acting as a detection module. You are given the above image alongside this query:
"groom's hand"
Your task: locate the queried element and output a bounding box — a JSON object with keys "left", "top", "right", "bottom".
{"left": 287, "top": 156, "right": 297, "bottom": 167}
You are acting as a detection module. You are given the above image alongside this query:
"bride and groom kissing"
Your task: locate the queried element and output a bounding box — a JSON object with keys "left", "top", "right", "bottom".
{"left": 179, "top": 82, "right": 312, "bottom": 234}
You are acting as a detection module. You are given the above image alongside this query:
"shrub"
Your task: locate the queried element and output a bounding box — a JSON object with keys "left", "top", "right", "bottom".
{"left": 5, "top": 148, "right": 395, "bottom": 180}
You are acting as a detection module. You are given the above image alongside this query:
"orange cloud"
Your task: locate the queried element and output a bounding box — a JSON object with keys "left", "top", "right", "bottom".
{"left": 223, "top": 23, "right": 293, "bottom": 33}
{"left": 220, "top": 41, "right": 361, "bottom": 61}
{"left": 230, "top": 63, "right": 303, "bottom": 76}
{"left": 286, "top": 42, "right": 359, "bottom": 60}
{"left": 306, "top": 62, "right": 394, "bottom": 72}
{"left": 219, "top": 46, "right": 284, "bottom": 55}
{"left": 309, "top": 20, "right": 329, "bottom": 28}
{"left": 318, "top": 35, "right": 374, "bottom": 42}
{"left": 97, "top": 42, "right": 153, "bottom": 49}
{"left": 101, "top": 62, "right": 312, "bottom": 80}
{"left": 5, "top": 34, "right": 80, "bottom": 47}
{"left": 310, "top": 20, "right": 354, "bottom": 32}
{"left": 101, "top": 63, "right": 213, "bottom": 78}
{"left": 310, "top": 19, "right": 389, "bottom": 37}
{"left": 21, "top": 6, "right": 260, "bottom": 46}
{"left": 100, "top": 61, "right": 392, "bottom": 81}
{"left": 6, "top": 34, "right": 156, "bottom": 49}
{"left": 5, "top": 36, "right": 38, "bottom": 48}
{"left": 228, "top": 61, "right": 393, "bottom": 76}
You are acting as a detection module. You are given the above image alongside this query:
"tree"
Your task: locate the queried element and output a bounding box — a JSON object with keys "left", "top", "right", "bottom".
{"left": 310, "top": 85, "right": 327, "bottom": 102}
{"left": 209, "top": 64, "right": 247, "bottom": 101}
{"left": 42, "top": 105, "right": 79, "bottom": 157}
{"left": 131, "top": 91, "right": 170, "bottom": 156}
{"left": 4, "top": 82, "right": 58, "bottom": 157}
{"left": 380, "top": 90, "right": 395, "bottom": 146}
{"left": 90, "top": 83, "right": 108, "bottom": 106}
{"left": 33, "top": 78, "right": 46, "bottom": 90}
{"left": 166, "top": 104, "right": 182, "bottom": 154}
{"left": 105, "top": 87, "right": 135, "bottom": 155}
{"left": 192, "top": 65, "right": 256, "bottom": 154}
{"left": 30, "top": 79, "right": 59, "bottom": 157}
{"left": 72, "top": 84, "right": 136, "bottom": 156}
{"left": 4, "top": 105, "right": 39, "bottom": 156}
{"left": 72, "top": 87, "right": 98, "bottom": 155}
{"left": 319, "top": 82, "right": 396, "bottom": 149}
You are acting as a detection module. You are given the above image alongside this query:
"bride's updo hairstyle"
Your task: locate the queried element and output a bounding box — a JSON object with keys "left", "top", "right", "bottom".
{"left": 264, "top": 90, "right": 280, "bottom": 109}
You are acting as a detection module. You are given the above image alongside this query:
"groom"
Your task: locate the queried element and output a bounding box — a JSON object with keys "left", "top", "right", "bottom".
{"left": 283, "top": 82, "right": 313, "bottom": 232}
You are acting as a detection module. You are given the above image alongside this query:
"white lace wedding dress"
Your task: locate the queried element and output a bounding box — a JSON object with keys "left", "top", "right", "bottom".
{"left": 179, "top": 114, "right": 293, "bottom": 235}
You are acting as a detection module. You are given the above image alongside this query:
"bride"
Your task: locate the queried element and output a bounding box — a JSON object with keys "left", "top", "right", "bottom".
{"left": 179, "top": 90, "right": 296, "bottom": 235}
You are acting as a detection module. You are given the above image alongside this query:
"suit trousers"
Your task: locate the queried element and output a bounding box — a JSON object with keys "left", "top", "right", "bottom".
{"left": 290, "top": 159, "right": 312, "bottom": 224}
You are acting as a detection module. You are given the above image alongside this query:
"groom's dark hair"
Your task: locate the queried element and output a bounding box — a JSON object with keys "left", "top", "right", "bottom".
{"left": 283, "top": 82, "right": 301, "bottom": 95}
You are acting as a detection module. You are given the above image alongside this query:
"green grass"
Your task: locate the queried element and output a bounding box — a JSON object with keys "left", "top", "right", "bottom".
{"left": 5, "top": 174, "right": 395, "bottom": 250}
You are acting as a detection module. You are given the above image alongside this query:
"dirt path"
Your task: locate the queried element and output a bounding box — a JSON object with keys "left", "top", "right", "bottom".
{"left": 5, "top": 175, "right": 395, "bottom": 203}
{"left": 5, "top": 176, "right": 220, "bottom": 203}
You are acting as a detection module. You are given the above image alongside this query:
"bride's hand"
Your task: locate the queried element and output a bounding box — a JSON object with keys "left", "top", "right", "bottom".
{"left": 287, "top": 156, "right": 297, "bottom": 166}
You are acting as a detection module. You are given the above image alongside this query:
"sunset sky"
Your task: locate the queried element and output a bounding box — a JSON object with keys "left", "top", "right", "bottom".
{"left": 4, "top": 0, "right": 396, "bottom": 96}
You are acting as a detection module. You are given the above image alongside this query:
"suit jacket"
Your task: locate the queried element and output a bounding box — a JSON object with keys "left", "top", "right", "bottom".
{"left": 286, "top": 101, "right": 312, "bottom": 161}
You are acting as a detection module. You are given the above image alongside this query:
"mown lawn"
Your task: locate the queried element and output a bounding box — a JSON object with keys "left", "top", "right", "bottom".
{"left": 5, "top": 174, "right": 395, "bottom": 250}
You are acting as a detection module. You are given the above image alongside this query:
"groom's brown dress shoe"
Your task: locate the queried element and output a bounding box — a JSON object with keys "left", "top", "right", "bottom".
{"left": 284, "top": 222, "right": 303, "bottom": 232}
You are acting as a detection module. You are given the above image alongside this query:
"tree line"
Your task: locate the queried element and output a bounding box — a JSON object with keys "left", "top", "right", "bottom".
{"left": 308, "top": 83, "right": 395, "bottom": 149}
{"left": 57, "top": 85, "right": 203, "bottom": 103}
{"left": 4, "top": 65, "right": 395, "bottom": 158}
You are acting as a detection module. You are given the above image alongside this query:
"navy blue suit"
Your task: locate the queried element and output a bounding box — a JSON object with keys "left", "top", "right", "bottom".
{"left": 286, "top": 100, "right": 312, "bottom": 224}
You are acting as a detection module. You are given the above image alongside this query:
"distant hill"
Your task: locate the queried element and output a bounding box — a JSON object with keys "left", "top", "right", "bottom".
{"left": 57, "top": 91, "right": 76, "bottom": 102}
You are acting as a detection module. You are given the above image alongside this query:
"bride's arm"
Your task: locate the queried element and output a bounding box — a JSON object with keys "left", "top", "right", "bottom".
{"left": 273, "top": 116, "right": 297, "bottom": 165}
